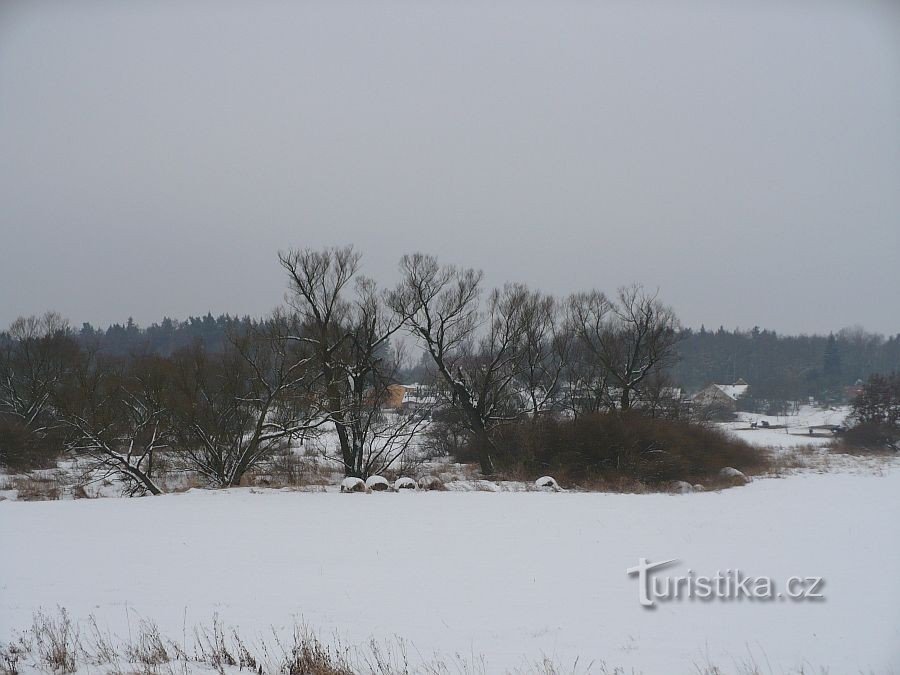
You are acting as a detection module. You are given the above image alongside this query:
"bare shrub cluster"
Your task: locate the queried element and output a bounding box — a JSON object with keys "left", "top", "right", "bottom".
{"left": 472, "top": 412, "right": 770, "bottom": 488}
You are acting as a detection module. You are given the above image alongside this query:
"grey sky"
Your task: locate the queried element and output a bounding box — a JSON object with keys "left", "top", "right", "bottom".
{"left": 1, "top": 0, "right": 898, "bottom": 335}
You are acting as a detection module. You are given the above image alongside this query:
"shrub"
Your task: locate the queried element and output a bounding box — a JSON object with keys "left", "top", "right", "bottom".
{"left": 840, "top": 421, "right": 898, "bottom": 452}
{"left": 0, "top": 417, "right": 64, "bottom": 472}
{"left": 477, "top": 411, "right": 769, "bottom": 487}
{"left": 8, "top": 476, "right": 62, "bottom": 501}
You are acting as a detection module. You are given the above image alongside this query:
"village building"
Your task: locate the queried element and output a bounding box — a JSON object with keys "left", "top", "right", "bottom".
{"left": 692, "top": 378, "right": 750, "bottom": 415}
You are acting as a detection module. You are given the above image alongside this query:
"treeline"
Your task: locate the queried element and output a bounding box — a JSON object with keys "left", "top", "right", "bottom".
{"left": 2, "top": 245, "right": 897, "bottom": 494}
{"left": 73, "top": 317, "right": 899, "bottom": 404}
{"left": 74, "top": 314, "right": 251, "bottom": 357}
{"left": 674, "top": 326, "right": 900, "bottom": 403}
{"left": 1, "top": 246, "right": 684, "bottom": 488}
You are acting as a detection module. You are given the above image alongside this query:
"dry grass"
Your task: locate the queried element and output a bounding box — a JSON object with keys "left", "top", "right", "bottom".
{"left": 0, "top": 608, "right": 866, "bottom": 675}
{"left": 2, "top": 475, "right": 62, "bottom": 501}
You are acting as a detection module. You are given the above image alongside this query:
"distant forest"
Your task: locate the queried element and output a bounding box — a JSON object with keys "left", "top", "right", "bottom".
{"left": 74, "top": 314, "right": 899, "bottom": 404}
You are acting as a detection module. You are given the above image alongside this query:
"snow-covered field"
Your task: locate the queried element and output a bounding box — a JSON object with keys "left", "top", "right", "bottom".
{"left": 721, "top": 405, "right": 851, "bottom": 451}
{"left": 2, "top": 467, "right": 899, "bottom": 673}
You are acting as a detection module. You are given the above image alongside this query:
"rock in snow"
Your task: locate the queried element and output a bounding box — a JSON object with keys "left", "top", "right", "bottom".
{"left": 718, "top": 467, "right": 750, "bottom": 485}
{"left": 394, "top": 477, "right": 417, "bottom": 490}
{"left": 365, "top": 475, "right": 390, "bottom": 491}
{"left": 534, "top": 476, "right": 560, "bottom": 491}
{"left": 340, "top": 477, "right": 366, "bottom": 493}
{"left": 670, "top": 481, "right": 694, "bottom": 494}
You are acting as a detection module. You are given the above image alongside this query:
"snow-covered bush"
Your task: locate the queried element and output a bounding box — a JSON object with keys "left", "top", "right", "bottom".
{"left": 394, "top": 477, "right": 417, "bottom": 490}
{"left": 340, "top": 477, "right": 366, "bottom": 493}
{"left": 417, "top": 475, "right": 444, "bottom": 491}
{"left": 365, "top": 475, "right": 390, "bottom": 491}
{"left": 534, "top": 476, "right": 560, "bottom": 491}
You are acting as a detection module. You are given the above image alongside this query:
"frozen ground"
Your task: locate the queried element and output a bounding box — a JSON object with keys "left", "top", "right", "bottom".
{"left": 2, "top": 467, "right": 899, "bottom": 673}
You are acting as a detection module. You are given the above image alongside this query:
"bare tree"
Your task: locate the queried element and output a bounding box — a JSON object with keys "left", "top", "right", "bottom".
{"left": 0, "top": 313, "right": 75, "bottom": 433}
{"left": 390, "top": 254, "right": 534, "bottom": 474}
{"left": 561, "top": 339, "right": 614, "bottom": 418}
{"left": 0, "top": 313, "right": 78, "bottom": 469}
{"left": 169, "top": 315, "right": 323, "bottom": 487}
{"left": 56, "top": 351, "right": 168, "bottom": 496}
{"left": 565, "top": 291, "right": 617, "bottom": 415}
{"left": 518, "top": 291, "right": 570, "bottom": 418}
{"left": 333, "top": 278, "right": 429, "bottom": 477}
{"left": 569, "top": 285, "right": 680, "bottom": 411}
{"left": 279, "top": 246, "right": 425, "bottom": 477}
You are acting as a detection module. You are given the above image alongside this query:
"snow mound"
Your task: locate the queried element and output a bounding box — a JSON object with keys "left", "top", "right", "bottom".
{"left": 475, "top": 480, "right": 501, "bottom": 492}
{"left": 669, "top": 481, "right": 694, "bottom": 494}
{"left": 443, "top": 480, "right": 502, "bottom": 492}
{"left": 365, "top": 475, "right": 390, "bottom": 491}
{"left": 718, "top": 467, "right": 750, "bottom": 485}
{"left": 534, "top": 476, "right": 560, "bottom": 491}
{"left": 340, "top": 477, "right": 366, "bottom": 493}
{"left": 417, "top": 476, "right": 444, "bottom": 491}
{"left": 394, "top": 477, "right": 417, "bottom": 490}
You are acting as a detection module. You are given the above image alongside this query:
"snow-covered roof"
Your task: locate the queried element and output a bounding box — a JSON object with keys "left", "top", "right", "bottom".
{"left": 715, "top": 383, "right": 749, "bottom": 400}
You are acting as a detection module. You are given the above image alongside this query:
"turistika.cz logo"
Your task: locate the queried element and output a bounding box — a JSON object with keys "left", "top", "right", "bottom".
{"left": 626, "top": 558, "right": 825, "bottom": 608}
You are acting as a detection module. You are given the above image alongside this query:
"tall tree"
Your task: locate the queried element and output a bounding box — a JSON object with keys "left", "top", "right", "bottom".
{"left": 280, "top": 247, "right": 427, "bottom": 477}
{"left": 569, "top": 285, "right": 681, "bottom": 411}
{"left": 390, "top": 254, "right": 534, "bottom": 474}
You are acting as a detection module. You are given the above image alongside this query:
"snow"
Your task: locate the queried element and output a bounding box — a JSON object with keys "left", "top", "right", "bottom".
{"left": 721, "top": 405, "right": 851, "bottom": 451}
{"left": 394, "top": 477, "right": 417, "bottom": 490}
{"left": 670, "top": 480, "right": 694, "bottom": 494}
{"left": 417, "top": 475, "right": 443, "bottom": 490}
{"left": 534, "top": 476, "right": 560, "bottom": 491}
{"left": 2, "top": 469, "right": 899, "bottom": 673}
{"left": 364, "top": 475, "right": 390, "bottom": 490}
{"left": 340, "top": 477, "right": 366, "bottom": 492}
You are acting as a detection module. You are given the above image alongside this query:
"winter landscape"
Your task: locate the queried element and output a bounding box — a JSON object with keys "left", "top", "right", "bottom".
{"left": 2, "top": 2, "right": 899, "bottom": 673}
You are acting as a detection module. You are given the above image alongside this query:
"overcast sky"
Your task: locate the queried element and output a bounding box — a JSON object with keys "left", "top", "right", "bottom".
{"left": 1, "top": 1, "right": 898, "bottom": 335}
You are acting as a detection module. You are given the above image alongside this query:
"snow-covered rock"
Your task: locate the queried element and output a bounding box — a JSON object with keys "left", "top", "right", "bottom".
{"left": 474, "top": 480, "right": 500, "bottom": 492}
{"left": 365, "top": 475, "right": 390, "bottom": 491}
{"left": 394, "top": 477, "right": 417, "bottom": 490}
{"left": 534, "top": 476, "right": 560, "bottom": 491}
{"left": 670, "top": 481, "right": 694, "bottom": 494}
{"left": 718, "top": 467, "right": 750, "bottom": 485}
{"left": 417, "top": 476, "right": 444, "bottom": 491}
{"left": 340, "top": 477, "right": 366, "bottom": 493}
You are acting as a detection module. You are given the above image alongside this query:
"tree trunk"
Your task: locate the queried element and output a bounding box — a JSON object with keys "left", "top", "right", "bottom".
{"left": 476, "top": 429, "right": 496, "bottom": 476}
{"left": 127, "top": 465, "right": 163, "bottom": 495}
{"left": 620, "top": 386, "right": 631, "bottom": 411}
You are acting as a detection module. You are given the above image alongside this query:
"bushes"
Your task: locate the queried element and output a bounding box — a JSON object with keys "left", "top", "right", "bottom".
{"left": 0, "top": 417, "right": 64, "bottom": 472}
{"left": 840, "top": 421, "right": 898, "bottom": 452}
{"left": 843, "top": 373, "right": 900, "bottom": 451}
{"left": 479, "top": 411, "right": 769, "bottom": 487}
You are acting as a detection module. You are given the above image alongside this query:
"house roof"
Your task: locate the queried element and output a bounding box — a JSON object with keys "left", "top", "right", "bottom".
{"left": 714, "top": 383, "right": 749, "bottom": 400}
